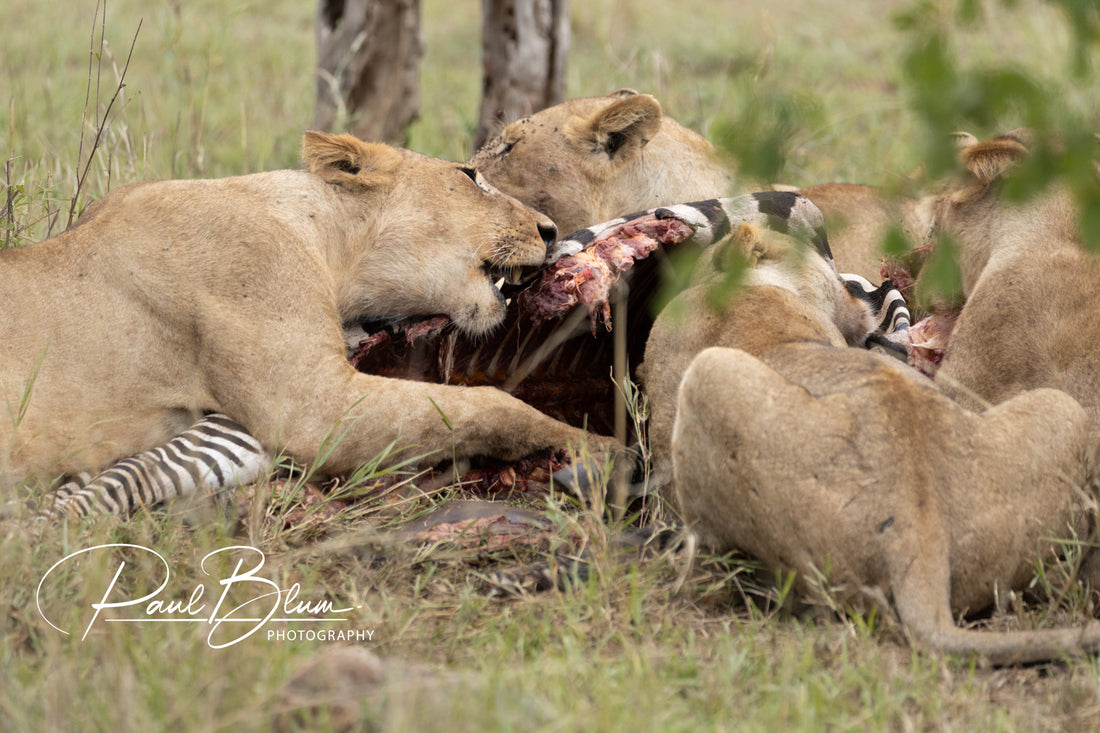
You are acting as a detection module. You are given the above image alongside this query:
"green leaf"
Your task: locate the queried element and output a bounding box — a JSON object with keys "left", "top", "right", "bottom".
{"left": 428, "top": 396, "right": 453, "bottom": 431}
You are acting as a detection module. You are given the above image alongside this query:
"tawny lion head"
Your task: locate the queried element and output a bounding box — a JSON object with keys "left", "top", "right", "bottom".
{"left": 303, "top": 131, "right": 557, "bottom": 336}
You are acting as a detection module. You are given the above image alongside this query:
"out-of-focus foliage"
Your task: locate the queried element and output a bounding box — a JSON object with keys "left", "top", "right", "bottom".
{"left": 712, "top": 89, "right": 824, "bottom": 187}
{"left": 710, "top": 0, "right": 1098, "bottom": 305}
{"left": 898, "top": 0, "right": 1100, "bottom": 254}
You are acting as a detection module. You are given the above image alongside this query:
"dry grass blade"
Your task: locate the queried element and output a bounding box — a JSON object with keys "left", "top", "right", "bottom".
{"left": 66, "top": 3, "right": 141, "bottom": 230}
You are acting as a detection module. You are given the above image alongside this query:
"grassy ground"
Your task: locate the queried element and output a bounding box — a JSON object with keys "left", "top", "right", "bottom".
{"left": 3, "top": 0, "right": 1100, "bottom": 730}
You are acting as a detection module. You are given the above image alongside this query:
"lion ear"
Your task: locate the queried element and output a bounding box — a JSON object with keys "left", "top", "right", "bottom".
{"left": 959, "top": 130, "right": 1030, "bottom": 185}
{"left": 569, "top": 93, "right": 662, "bottom": 162}
{"left": 951, "top": 131, "right": 978, "bottom": 151}
{"left": 302, "top": 131, "right": 403, "bottom": 189}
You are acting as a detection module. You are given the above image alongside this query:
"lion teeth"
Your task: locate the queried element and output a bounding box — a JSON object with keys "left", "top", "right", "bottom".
{"left": 492, "top": 266, "right": 527, "bottom": 286}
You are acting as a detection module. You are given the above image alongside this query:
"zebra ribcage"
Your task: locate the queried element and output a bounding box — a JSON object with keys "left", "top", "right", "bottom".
{"left": 41, "top": 413, "right": 271, "bottom": 520}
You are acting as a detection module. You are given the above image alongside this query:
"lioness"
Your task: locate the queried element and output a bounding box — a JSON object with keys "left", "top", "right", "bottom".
{"left": 641, "top": 221, "right": 887, "bottom": 490}
{"left": 674, "top": 347, "right": 1100, "bottom": 665}
{"left": 666, "top": 224, "right": 1100, "bottom": 665}
{"left": 469, "top": 89, "right": 933, "bottom": 282}
{"left": 923, "top": 130, "right": 1100, "bottom": 429}
{"left": 1, "top": 132, "right": 609, "bottom": 496}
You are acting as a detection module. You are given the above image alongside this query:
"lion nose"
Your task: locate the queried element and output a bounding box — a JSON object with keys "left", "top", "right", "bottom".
{"left": 537, "top": 222, "right": 557, "bottom": 251}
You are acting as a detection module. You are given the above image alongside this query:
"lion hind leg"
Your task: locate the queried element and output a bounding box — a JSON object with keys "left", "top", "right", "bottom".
{"left": 40, "top": 413, "right": 271, "bottom": 521}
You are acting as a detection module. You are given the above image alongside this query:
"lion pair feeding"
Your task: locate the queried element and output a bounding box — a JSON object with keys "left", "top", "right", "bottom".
{"left": 8, "top": 90, "right": 1100, "bottom": 663}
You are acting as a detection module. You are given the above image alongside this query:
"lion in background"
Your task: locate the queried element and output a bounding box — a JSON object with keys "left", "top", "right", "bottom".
{"left": 925, "top": 130, "right": 1100, "bottom": 430}
{"left": 0, "top": 131, "right": 610, "bottom": 494}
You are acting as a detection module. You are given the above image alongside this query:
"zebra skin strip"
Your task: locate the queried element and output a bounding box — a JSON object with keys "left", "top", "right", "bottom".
{"left": 535, "top": 192, "right": 909, "bottom": 345}
{"left": 40, "top": 413, "right": 271, "bottom": 521}
{"left": 547, "top": 191, "right": 833, "bottom": 266}
{"left": 841, "top": 273, "right": 911, "bottom": 355}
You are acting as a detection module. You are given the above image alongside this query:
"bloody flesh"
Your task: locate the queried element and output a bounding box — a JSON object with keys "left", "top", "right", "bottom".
{"left": 348, "top": 214, "right": 700, "bottom": 437}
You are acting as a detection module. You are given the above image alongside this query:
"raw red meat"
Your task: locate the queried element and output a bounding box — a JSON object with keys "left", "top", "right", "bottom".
{"left": 521, "top": 216, "right": 695, "bottom": 331}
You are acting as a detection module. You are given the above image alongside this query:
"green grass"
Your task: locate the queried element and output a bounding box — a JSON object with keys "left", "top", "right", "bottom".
{"left": 7, "top": 497, "right": 1100, "bottom": 731}
{"left": 3, "top": 0, "right": 1100, "bottom": 730}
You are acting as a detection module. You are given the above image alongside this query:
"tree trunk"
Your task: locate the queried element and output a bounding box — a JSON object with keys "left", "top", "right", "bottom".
{"left": 474, "top": 0, "right": 570, "bottom": 151}
{"left": 314, "top": 0, "right": 423, "bottom": 145}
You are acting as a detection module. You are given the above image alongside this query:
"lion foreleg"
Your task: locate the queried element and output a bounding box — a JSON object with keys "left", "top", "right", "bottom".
{"left": 228, "top": 365, "right": 612, "bottom": 477}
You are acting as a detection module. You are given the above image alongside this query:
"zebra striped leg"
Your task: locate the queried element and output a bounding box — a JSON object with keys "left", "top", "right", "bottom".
{"left": 840, "top": 273, "right": 912, "bottom": 359}
{"left": 40, "top": 413, "right": 272, "bottom": 521}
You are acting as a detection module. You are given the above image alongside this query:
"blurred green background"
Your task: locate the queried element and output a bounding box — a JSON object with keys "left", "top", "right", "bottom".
{"left": 3, "top": 1, "right": 1093, "bottom": 206}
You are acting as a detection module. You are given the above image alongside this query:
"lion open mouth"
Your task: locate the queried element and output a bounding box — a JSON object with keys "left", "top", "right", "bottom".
{"left": 491, "top": 263, "right": 544, "bottom": 298}
{"left": 343, "top": 263, "right": 546, "bottom": 367}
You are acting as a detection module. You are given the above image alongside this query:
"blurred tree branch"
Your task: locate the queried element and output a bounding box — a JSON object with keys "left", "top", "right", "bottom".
{"left": 475, "top": 0, "right": 570, "bottom": 150}
{"left": 314, "top": 0, "right": 423, "bottom": 144}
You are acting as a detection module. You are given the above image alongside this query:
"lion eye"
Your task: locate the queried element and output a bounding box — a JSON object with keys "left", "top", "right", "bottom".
{"left": 499, "top": 140, "right": 515, "bottom": 156}
{"left": 459, "top": 166, "right": 494, "bottom": 193}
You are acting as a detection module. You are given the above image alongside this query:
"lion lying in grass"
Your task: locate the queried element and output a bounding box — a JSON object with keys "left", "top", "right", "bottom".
{"left": 641, "top": 219, "right": 891, "bottom": 491}
{"left": 1, "top": 131, "right": 611, "bottom": 497}
{"left": 667, "top": 223, "right": 1100, "bottom": 665}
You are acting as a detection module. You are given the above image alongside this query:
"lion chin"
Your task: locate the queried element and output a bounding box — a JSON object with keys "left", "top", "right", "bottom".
{"left": 453, "top": 276, "right": 508, "bottom": 337}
